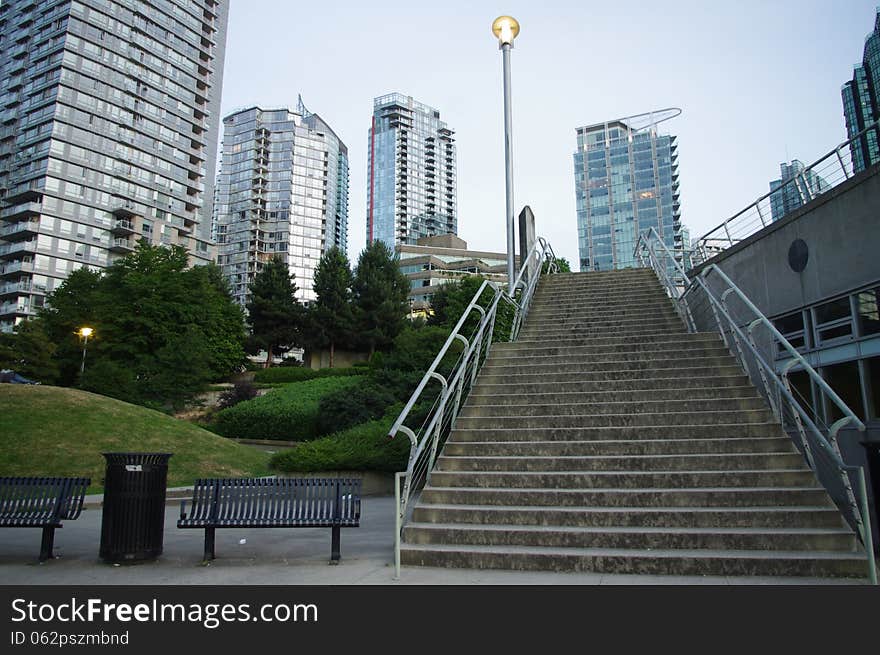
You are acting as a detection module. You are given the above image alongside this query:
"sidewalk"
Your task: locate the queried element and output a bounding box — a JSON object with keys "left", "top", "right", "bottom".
{"left": 0, "top": 496, "right": 862, "bottom": 585}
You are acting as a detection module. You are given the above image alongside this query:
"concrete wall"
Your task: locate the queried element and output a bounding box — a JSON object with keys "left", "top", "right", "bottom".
{"left": 304, "top": 349, "right": 370, "bottom": 370}
{"left": 691, "top": 164, "right": 880, "bottom": 316}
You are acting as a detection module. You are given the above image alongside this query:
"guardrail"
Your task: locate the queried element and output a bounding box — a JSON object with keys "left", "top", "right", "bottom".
{"left": 389, "top": 236, "right": 558, "bottom": 577}
{"left": 691, "top": 120, "right": 880, "bottom": 264}
{"left": 636, "top": 226, "right": 876, "bottom": 584}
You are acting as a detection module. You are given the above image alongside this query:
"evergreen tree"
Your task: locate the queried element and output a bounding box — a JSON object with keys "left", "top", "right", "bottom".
{"left": 246, "top": 255, "right": 305, "bottom": 367}
{"left": 351, "top": 240, "right": 410, "bottom": 356}
{"left": 310, "top": 247, "right": 353, "bottom": 368}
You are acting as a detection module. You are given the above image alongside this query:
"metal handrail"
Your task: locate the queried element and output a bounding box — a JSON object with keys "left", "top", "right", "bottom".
{"left": 691, "top": 118, "right": 880, "bottom": 263}
{"left": 635, "top": 227, "right": 876, "bottom": 584}
{"left": 390, "top": 236, "right": 558, "bottom": 577}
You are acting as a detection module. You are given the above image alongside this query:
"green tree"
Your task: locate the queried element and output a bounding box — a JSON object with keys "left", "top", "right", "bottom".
{"left": 310, "top": 247, "right": 353, "bottom": 368}
{"left": 0, "top": 320, "right": 59, "bottom": 384}
{"left": 428, "top": 275, "right": 514, "bottom": 341}
{"left": 351, "top": 240, "right": 410, "bottom": 357}
{"left": 246, "top": 255, "right": 305, "bottom": 367}
{"left": 543, "top": 256, "right": 572, "bottom": 274}
{"left": 39, "top": 243, "right": 247, "bottom": 408}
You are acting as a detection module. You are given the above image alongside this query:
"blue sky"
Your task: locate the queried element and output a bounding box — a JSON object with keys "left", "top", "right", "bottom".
{"left": 219, "top": 0, "right": 878, "bottom": 269}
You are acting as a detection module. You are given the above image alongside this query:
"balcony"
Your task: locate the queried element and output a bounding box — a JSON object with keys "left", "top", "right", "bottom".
{"left": 4, "top": 182, "right": 43, "bottom": 204}
{"left": 110, "top": 218, "right": 137, "bottom": 235}
{"left": 0, "top": 301, "right": 34, "bottom": 318}
{"left": 111, "top": 198, "right": 140, "bottom": 218}
{"left": 0, "top": 280, "right": 36, "bottom": 298}
{"left": 0, "top": 239, "right": 36, "bottom": 260}
{"left": 0, "top": 260, "right": 34, "bottom": 277}
{"left": 109, "top": 237, "right": 135, "bottom": 253}
{"left": 0, "top": 220, "right": 39, "bottom": 240}
{"left": 0, "top": 200, "right": 41, "bottom": 222}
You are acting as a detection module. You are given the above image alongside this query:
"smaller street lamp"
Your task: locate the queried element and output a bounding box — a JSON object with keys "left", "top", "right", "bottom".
{"left": 78, "top": 326, "right": 93, "bottom": 375}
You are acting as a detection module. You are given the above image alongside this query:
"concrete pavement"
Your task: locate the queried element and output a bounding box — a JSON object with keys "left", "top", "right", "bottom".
{"left": 0, "top": 496, "right": 863, "bottom": 585}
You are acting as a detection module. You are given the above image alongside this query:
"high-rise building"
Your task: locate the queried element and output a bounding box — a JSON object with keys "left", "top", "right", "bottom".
{"left": 367, "top": 93, "right": 456, "bottom": 248}
{"left": 213, "top": 101, "right": 349, "bottom": 306}
{"left": 573, "top": 109, "right": 682, "bottom": 271}
{"left": 769, "top": 160, "right": 831, "bottom": 222}
{"left": 0, "top": 0, "right": 228, "bottom": 332}
{"left": 842, "top": 8, "right": 880, "bottom": 173}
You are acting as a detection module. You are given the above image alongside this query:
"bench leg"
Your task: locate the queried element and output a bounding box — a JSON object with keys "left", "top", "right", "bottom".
{"left": 204, "top": 528, "right": 216, "bottom": 561}
{"left": 39, "top": 526, "right": 56, "bottom": 562}
{"left": 330, "top": 525, "right": 341, "bottom": 565}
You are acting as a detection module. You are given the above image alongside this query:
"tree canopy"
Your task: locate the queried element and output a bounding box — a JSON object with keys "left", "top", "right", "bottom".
{"left": 310, "top": 247, "right": 354, "bottom": 367}
{"left": 351, "top": 240, "right": 410, "bottom": 356}
{"left": 37, "top": 243, "right": 247, "bottom": 408}
{"left": 246, "top": 254, "right": 305, "bottom": 367}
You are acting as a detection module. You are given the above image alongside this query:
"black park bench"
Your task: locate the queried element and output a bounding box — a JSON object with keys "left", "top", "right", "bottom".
{"left": 177, "top": 477, "right": 362, "bottom": 563}
{"left": 0, "top": 477, "right": 91, "bottom": 561}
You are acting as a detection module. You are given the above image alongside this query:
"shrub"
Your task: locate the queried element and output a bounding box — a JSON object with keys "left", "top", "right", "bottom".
{"left": 269, "top": 415, "right": 410, "bottom": 473}
{"left": 315, "top": 381, "right": 397, "bottom": 435}
{"left": 217, "top": 380, "right": 258, "bottom": 410}
{"left": 251, "top": 366, "right": 366, "bottom": 384}
{"left": 212, "top": 376, "right": 362, "bottom": 441}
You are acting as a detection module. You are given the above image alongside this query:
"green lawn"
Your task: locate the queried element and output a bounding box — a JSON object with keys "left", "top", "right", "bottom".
{"left": 0, "top": 385, "right": 270, "bottom": 493}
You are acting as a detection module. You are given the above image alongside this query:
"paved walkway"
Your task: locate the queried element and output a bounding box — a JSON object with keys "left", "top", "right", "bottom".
{"left": 0, "top": 496, "right": 863, "bottom": 585}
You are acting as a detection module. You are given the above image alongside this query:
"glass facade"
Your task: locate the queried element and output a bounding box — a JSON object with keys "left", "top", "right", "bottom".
{"left": 213, "top": 103, "right": 349, "bottom": 306}
{"left": 0, "top": 0, "right": 228, "bottom": 332}
{"left": 768, "top": 160, "right": 831, "bottom": 222}
{"left": 842, "top": 9, "right": 880, "bottom": 173}
{"left": 573, "top": 110, "right": 682, "bottom": 271}
{"left": 367, "top": 93, "right": 456, "bottom": 248}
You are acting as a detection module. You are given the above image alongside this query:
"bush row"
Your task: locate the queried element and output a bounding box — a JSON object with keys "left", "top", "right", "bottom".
{"left": 269, "top": 415, "right": 410, "bottom": 473}
{"left": 211, "top": 376, "right": 362, "bottom": 441}
{"left": 251, "top": 366, "right": 367, "bottom": 384}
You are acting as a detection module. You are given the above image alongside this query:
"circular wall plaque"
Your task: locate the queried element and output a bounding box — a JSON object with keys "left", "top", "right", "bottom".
{"left": 788, "top": 239, "right": 809, "bottom": 273}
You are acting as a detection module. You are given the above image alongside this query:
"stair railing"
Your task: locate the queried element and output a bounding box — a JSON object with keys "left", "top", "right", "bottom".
{"left": 635, "top": 227, "right": 876, "bottom": 584}
{"left": 389, "top": 236, "right": 558, "bottom": 578}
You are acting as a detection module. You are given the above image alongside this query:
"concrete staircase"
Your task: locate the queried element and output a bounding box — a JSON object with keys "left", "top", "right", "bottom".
{"left": 400, "top": 269, "right": 869, "bottom": 578}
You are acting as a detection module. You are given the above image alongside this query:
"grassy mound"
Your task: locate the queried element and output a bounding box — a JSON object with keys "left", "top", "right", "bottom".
{"left": 0, "top": 385, "right": 270, "bottom": 492}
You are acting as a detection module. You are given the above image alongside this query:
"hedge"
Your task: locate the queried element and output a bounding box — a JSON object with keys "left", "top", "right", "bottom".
{"left": 269, "top": 415, "right": 410, "bottom": 473}
{"left": 212, "top": 376, "right": 362, "bottom": 441}
{"left": 251, "top": 366, "right": 366, "bottom": 384}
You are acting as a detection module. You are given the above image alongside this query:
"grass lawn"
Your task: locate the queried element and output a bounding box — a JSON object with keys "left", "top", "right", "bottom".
{"left": 0, "top": 385, "right": 271, "bottom": 493}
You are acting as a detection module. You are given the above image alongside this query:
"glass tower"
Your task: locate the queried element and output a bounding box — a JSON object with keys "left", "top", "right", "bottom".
{"left": 769, "top": 160, "right": 831, "bottom": 222}
{"left": 573, "top": 109, "right": 682, "bottom": 271}
{"left": 367, "top": 93, "right": 456, "bottom": 248}
{"left": 213, "top": 101, "right": 349, "bottom": 306}
{"left": 0, "top": 0, "right": 228, "bottom": 332}
{"left": 842, "top": 8, "right": 880, "bottom": 173}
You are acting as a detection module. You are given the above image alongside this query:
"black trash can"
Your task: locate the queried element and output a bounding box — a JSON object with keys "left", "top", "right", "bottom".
{"left": 99, "top": 452, "right": 172, "bottom": 563}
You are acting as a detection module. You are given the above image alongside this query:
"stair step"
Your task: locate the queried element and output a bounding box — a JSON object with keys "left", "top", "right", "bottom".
{"left": 454, "top": 409, "right": 775, "bottom": 429}
{"left": 466, "top": 386, "right": 758, "bottom": 405}
{"left": 477, "top": 365, "right": 747, "bottom": 384}
{"left": 418, "top": 486, "right": 833, "bottom": 508}
{"left": 427, "top": 469, "right": 817, "bottom": 489}
{"left": 459, "top": 397, "right": 767, "bottom": 418}
{"left": 489, "top": 337, "right": 723, "bottom": 357}
{"left": 472, "top": 375, "right": 751, "bottom": 394}
{"left": 410, "top": 504, "right": 846, "bottom": 528}
{"left": 442, "top": 437, "right": 795, "bottom": 457}
{"left": 485, "top": 347, "right": 732, "bottom": 366}
{"left": 480, "top": 356, "right": 738, "bottom": 376}
{"left": 435, "top": 453, "right": 805, "bottom": 472}
{"left": 399, "top": 543, "right": 868, "bottom": 578}
{"left": 402, "top": 523, "right": 857, "bottom": 551}
{"left": 511, "top": 331, "right": 708, "bottom": 347}
{"left": 450, "top": 423, "right": 784, "bottom": 441}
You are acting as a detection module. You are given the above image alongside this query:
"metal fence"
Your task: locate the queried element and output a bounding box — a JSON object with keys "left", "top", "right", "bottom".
{"left": 636, "top": 227, "right": 877, "bottom": 584}
{"left": 691, "top": 120, "right": 880, "bottom": 264}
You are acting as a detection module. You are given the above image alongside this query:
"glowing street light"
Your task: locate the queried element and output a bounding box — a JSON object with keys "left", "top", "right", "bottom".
{"left": 78, "top": 326, "right": 93, "bottom": 375}
{"left": 491, "top": 15, "right": 520, "bottom": 290}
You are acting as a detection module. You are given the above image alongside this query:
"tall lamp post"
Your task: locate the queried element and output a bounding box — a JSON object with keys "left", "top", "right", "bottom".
{"left": 492, "top": 15, "right": 520, "bottom": 292}
{"left": 78, "top": 326, "right": 93, "bottom": 375}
